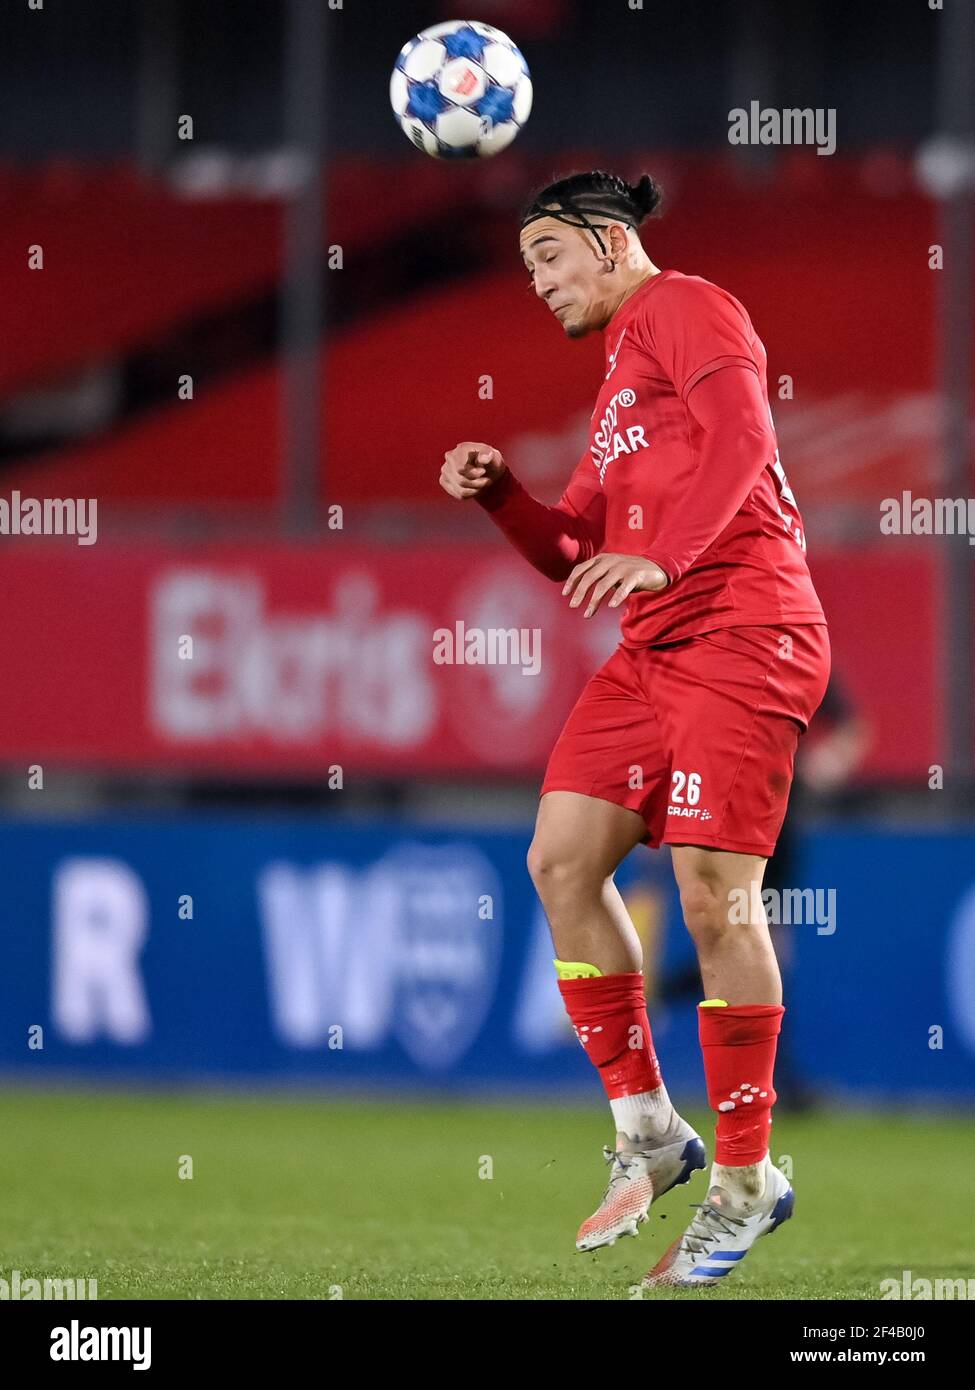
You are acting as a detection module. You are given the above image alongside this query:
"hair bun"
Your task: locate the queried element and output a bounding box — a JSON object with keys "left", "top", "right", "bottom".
{"left": 628, "top": 174, "right": 662, "bottom": 218}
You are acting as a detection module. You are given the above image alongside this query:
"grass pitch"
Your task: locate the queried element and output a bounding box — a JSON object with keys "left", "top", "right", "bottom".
{"left": 1, "top": 1087, "right": 971, "bottom": 1300}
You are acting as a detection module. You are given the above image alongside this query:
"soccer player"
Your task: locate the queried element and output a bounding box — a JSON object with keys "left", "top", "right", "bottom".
{"left": 439, "top": 171, "right": 830, "bottom": 1289}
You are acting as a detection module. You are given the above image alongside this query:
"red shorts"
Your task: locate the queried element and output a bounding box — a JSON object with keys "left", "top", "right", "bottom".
{"left": 541, "top": 623, "right": 831, "bottom": 858}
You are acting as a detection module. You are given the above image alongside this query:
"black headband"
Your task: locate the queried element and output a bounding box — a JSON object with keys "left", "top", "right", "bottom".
{"left": 520, "top": 198, "right": 636, "bottom": 257}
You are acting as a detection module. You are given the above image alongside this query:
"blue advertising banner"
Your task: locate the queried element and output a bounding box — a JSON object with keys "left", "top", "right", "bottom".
{"left": 0, "top": 818, "right": 972, "bottom": 1101}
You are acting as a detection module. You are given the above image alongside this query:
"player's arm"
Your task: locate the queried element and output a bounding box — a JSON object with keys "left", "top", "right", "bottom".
{"left": 565, "top": 283, "right": 777, "bottom": 614}
{"left": 639, "top": 362, "right": 777, "bottom": 582}
{"left": 440, "top": 440, "right": 605, "bottom": 582}
{"left": 562, "top": 367, "right": 776, "bottom": 617}
{"left": 635, "top": 278, "right": 774, "bottom": 581}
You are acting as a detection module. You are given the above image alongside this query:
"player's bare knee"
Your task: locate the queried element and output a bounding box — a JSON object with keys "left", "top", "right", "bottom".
{"left": 527, "top": 838, "right": 576, "bottom": 891}
{"left": 527, "top": 839, "right": 600, "bottom": 905}
{"left": 678, "top": 876, "right": 738, "bottom": 941}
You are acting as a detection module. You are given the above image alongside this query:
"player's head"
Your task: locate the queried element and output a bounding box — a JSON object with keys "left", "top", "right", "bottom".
{"left": 519, "top": 170, "right": 662, "bottom": 337}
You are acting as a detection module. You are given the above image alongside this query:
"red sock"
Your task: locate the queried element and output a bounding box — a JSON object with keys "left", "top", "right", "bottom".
{"left": 698, "top": 1003, "right": 784, "bottom": 1165}
{"left": 558, "top": 973, "right": 663, "bottom": 1099}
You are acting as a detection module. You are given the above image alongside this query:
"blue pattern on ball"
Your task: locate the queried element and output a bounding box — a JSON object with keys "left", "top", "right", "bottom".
{"left": 475, "top": 87, "right": 515, "bottom": 127}
{"left": 441, "top": 26, "right": 489, "bottom": 63}
{"left": 406, "top": 81, "right": 449, "bottom": 121}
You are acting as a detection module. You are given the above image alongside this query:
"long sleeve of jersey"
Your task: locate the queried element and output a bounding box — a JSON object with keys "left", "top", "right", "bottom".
{"left": 640, "top": 363, "right": 777, "bottom": 583}
{"left": 475, "top": 452, "right": 606, "bottom": 582}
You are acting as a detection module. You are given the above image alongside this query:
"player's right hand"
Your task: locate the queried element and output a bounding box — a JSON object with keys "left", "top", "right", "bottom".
{"left": 439, "top": 442, "right": 507, "bottom": 499}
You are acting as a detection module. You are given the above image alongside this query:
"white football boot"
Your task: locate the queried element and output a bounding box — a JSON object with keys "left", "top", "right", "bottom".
{"left": 575, "top": 1122, "right": 706, "bottom": 1252}
{"left": 641, "top": 1154, "right": 794, "bottom": 1288}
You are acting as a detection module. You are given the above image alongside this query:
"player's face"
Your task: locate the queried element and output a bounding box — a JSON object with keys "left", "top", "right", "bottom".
{"left": 520, "top": 220, "right": 611, "bottom": 338}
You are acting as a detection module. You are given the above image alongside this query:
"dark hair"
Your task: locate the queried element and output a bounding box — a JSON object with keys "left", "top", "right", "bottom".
{"left": 521, "top": 169, "right": 663, "bottom": 230}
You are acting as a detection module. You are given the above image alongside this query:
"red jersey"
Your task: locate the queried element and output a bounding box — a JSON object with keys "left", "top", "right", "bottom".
{"left": 479, "top": 268, "right": 826, "bottom": 645}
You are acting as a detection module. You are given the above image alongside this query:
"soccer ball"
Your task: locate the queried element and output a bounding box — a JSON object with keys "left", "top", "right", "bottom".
{"left": 390, "top": 20, "right": 532, "bottom": 160}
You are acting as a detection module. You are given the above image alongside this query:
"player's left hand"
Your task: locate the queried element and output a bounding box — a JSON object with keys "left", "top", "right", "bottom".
{"left": 563, "top": 553, "right": 669, "bottom": 618}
